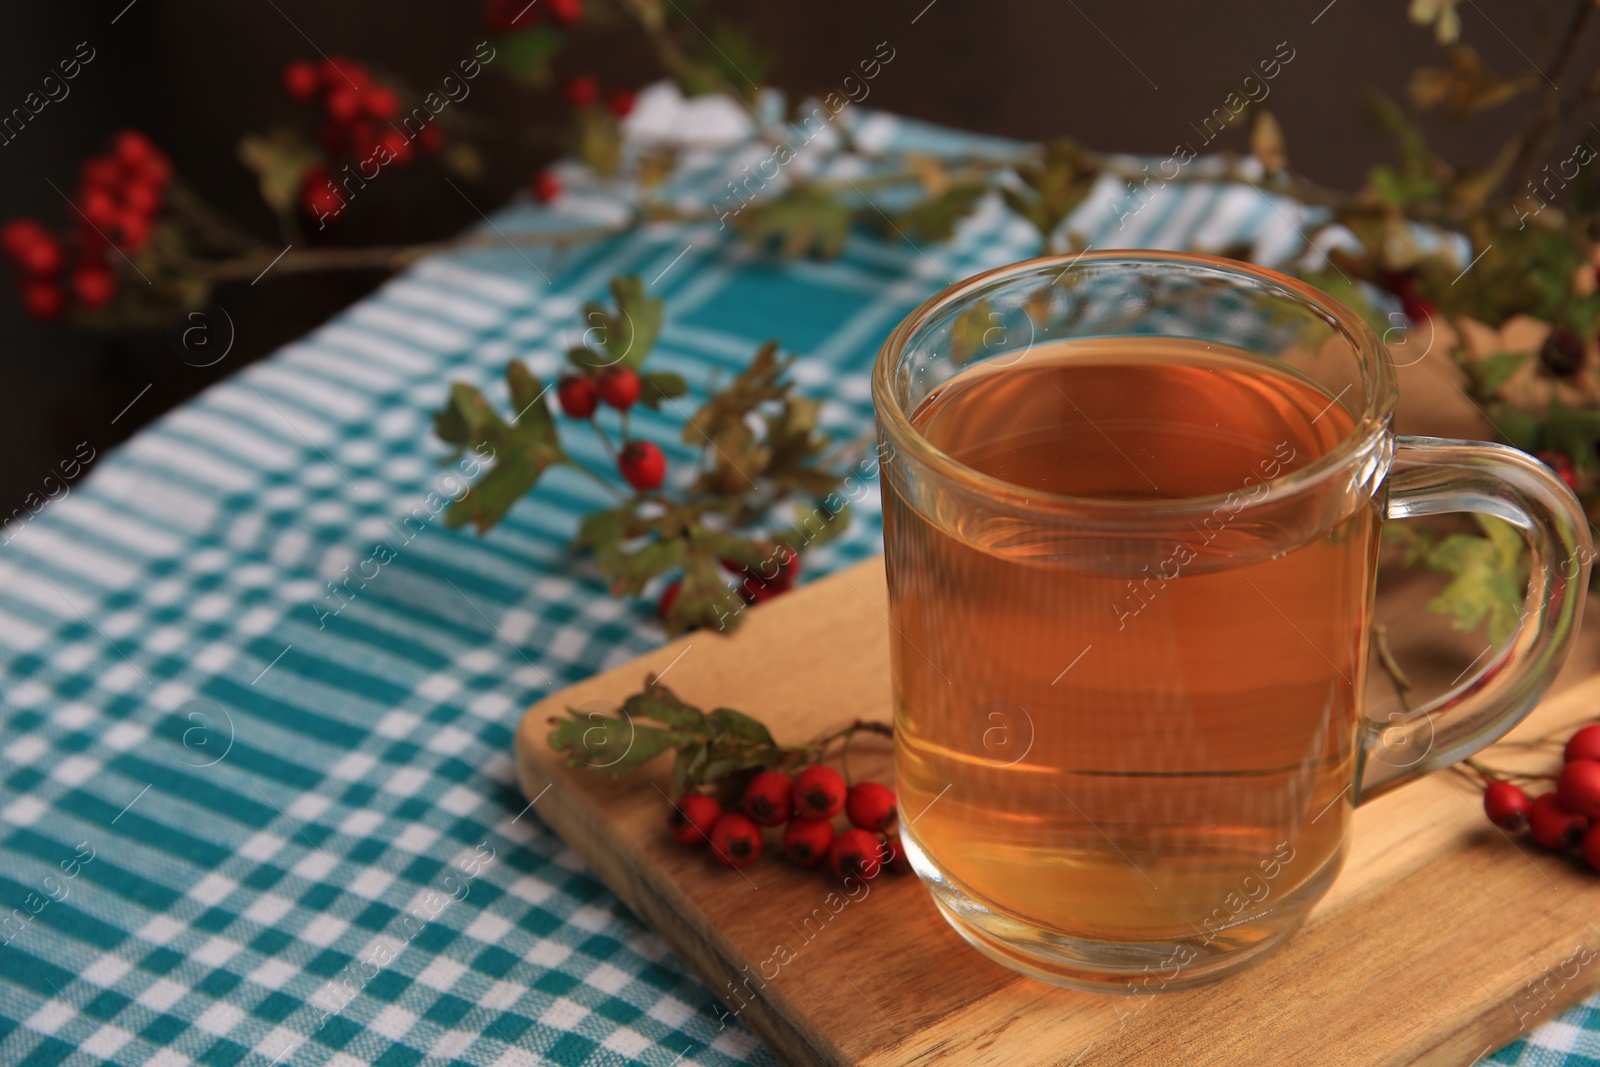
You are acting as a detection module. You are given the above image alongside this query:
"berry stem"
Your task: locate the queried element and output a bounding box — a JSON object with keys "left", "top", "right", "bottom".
{"left": 589, "top": 418, "right": 619, "bottom": 462}
{"left": 1373, "top": 624, "right": 1416, "bottom": 713}
{"left": 564, "top": 457, "right": 628, "bottom": 500}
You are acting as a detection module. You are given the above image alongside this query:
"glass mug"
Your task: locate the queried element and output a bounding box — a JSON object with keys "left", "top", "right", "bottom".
{"left": 872, "top": 252, "right": 1592, "bottom": 991}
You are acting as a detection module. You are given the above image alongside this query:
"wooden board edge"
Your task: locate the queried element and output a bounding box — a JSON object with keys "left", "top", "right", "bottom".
{"left": 513, "top": 680, "right": 852, "bottom": 1067}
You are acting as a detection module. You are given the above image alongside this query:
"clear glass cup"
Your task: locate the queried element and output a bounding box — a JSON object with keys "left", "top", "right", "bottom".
{"left": 872, "top": 252, "right": 1592, "bottom": 991}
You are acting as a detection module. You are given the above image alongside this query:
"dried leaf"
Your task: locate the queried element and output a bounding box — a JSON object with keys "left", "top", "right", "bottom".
{"left": 1250, "top": 111, "right": 1288, "bottom": 176}
{"left": 237, "top": 130, "right": 321, "bottom": 217}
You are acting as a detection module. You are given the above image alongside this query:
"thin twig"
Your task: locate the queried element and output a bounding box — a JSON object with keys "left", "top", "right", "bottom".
{"left": 1508, "top": 0, "right": 1598, "bottom": 194}
{"left": 1373, "top": 623, "right": 1417, "bottom": 713}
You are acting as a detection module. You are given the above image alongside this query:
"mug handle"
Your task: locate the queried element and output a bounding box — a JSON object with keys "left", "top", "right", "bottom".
{"left": 1355, "top": 435, "right": 1594, "bottom": 803}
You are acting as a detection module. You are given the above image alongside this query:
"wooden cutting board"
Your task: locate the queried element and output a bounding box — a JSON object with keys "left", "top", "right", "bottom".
{"left": 513, "top": 557, "right": 1600, "bottom": 1067}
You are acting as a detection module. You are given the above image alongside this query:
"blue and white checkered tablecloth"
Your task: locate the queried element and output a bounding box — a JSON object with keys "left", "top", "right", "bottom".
{"left": 0, "top": 83, "right": 1595, "bottom": 1066}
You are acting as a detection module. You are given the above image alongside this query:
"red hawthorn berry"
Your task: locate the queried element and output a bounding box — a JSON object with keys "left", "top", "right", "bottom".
{"left": 1541, "top": 328, "right": 1586, "bottom": 378}
{"left": 20, "top": 280, "right": 65, "bottom": 322}
{"left": 556, "top": 373, "right": 599, "bottom": 419}
{"left": 564, "top": 74, "right": 600, "bottom": 109}
{"left": 742, "top": 770, "right": 794, "bottom": 827}
{"left": 283, "top": 59, "right": 322, "bottom": 102}
{"left": 846, "top": 782, "right": 897, "bottom": 833}
{"left": 1537, "top": 451, "right": 1580, "bottom": 495}
{"left": 708, "top": 813, "right": 762, "bottom": 868}
{"left": 597, "top": 366, "right": 641, "bottom": 410}
{"left": 1483, "top": 781, "right": 1532, "bottom": 832}
{"left": 110, "top": 130, "right": 156, "bottom": 169}
{"left": 1558, "top": 759, "right": 1600, "bottom": 819}
{"left": 606, "top": 89, "right": 637, "bottom": 118}
{"left": 326, "top": 86, "right": 364, "bottom": 126}
{"left": 1566, "top": 724, "right": 1600, "bottom": 764}
{"left": 783, "top": 817, "right": 834, "bottom": 867}
{"left": 80, "top": 186, "right": 119, "bottom": 231}
{"left": 377, "top": 128, "right": 413, "bottom": 165}
{"left": 364, "top": 86, "right": 400, "bottom": 122}
{"left": 417, "top": 123, "right": 446, "bottom": 155}
{"left": 132, "top": 150, "right": 173, "bottom": 188}
{"left": 79, "top": 157, "right": 122, "bottom": 190}
{"left": 484, "top": 0, "right": 537, "bottom": 32}
{"left": 120, "top": 181, "right": 163, "bottom": 218}
{"left": 15, "top": 233, "right": 62, "bottom": 277}
{"left": 667, "top": 793, "right": 722, "bottom": 845}
{"left": 114, "top": 212, "right": 150, "bottom": 253}
{"left": 657, "top": 579, "right": 681, "bottom": 620}
{"left": 1401, "top": 295, "right": 1436, "bottom": 324}
{"left": 531, "top": 170, "right": 561, "bottom": 204}
{"left": 618, "top": 440, "right": 666, "bottom": 491}
{"left": 70, "top": 266, "right": 115, "bottom": 310}
{"left": 829, "top": 829, "right": 884, "bottom": 881}
{"left": 1529, "top": 793, "right": 1589, "bottom": 850}
{"left": 1, "top": 219, "right": 40, "bottom": 261}
{"left": 880, "top": 835, "right": 912, "bottom": 875}
{"left": 1585, "top": 824, "right": 1600, "bottom": 873}
{"left": 299, "top": 170, "right": 345, "bottom": 223}
{"left": 548, "top": 0, "right": 584, "bottom": 24}
{"left": 773, "top": 546, "right": 800, "bottom": 589}
{"left": 793, "top": 765, "right": 847, "bottom": 820}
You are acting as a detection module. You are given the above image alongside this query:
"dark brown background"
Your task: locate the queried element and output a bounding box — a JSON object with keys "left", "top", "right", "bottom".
{"left": 0, "top": 1, "right": 1572, "bottom": 516}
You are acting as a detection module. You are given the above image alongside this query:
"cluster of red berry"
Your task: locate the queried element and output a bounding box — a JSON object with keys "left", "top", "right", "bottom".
{"left": 484, "top": 0, "right": 583, "bottom": 33}
{"left": 669, "top": 766, "right": 911, "bottom": 881}
{"left": 563, "top": 75, "right": 636, "bottom": 121}
{"left": 281, "top": 57, "right": 437, "bottom": 222}
{"left": 1482, "top": 723, "right": 1600, "bottom": 870}
{"left": 3, "top": 130, "right": 171, "bottom": 321}
{"left": 530, "top": 78, "right": 637, "bottom": 205}
{"left": 555, "top": 366, "right": 666, "bottom": 492}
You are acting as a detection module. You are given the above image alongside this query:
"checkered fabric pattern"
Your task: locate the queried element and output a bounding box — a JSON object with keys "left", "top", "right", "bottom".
{"left": 0, "top": 83, "right": 1591, "bottom": 1066}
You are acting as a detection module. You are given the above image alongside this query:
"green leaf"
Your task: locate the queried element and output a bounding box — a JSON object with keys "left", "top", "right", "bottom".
{"left": 666, "top": 545, "right": 747, "bottom": 636}
{"left": 1545, "top": 400, "right": 1600, "bottom": 477}
{"left": 706, "top": 707, "right": 774, "bottom": 747}
{"left": 780, "top": 502, "right": 851, "bottom": 550}
{"left": 1490, "top": 406, "right": 1543, "bottom": 453}
{"left": 571, "top": 506, "right": 632, "bottom": 574}
{"left": 1471, "top": 351, "right": 1529, "bottom": 397}
{"left": 547, "top": 710, "right": 699, "bottom": 778}
{"left": 950, "top": 298, "right": 997, "bottom": 365}
{"left": 895, "top": 184, "right": 986, "bottom": 242}
{"left": 582, "top": 276, "right": 664, "bottom": 369}
{"left": 432, "top": 362, "right": 567, "bottom": 534}
{"left": 1422, "top": 515, "right": 1527, "bottom": 646}
{"left": 1001, "top": 139, "right": 1099, "bottom": 246}
{"left": 237, "top": 130, "right": 321, "bottom": 217}
{"left": 639, "top": 371, "right": 689, "bottom": 411}
{"left": 736, "top": 185, "right": 855, "bottom": 259}
{"left": 622, "top": 681, "right": 708, "bottom": 732}
{"left": 602, "top": 537, "right": 688, "bottom": 598}
{"left": 495, "top": 26, "right": 565, "bottom": 87}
